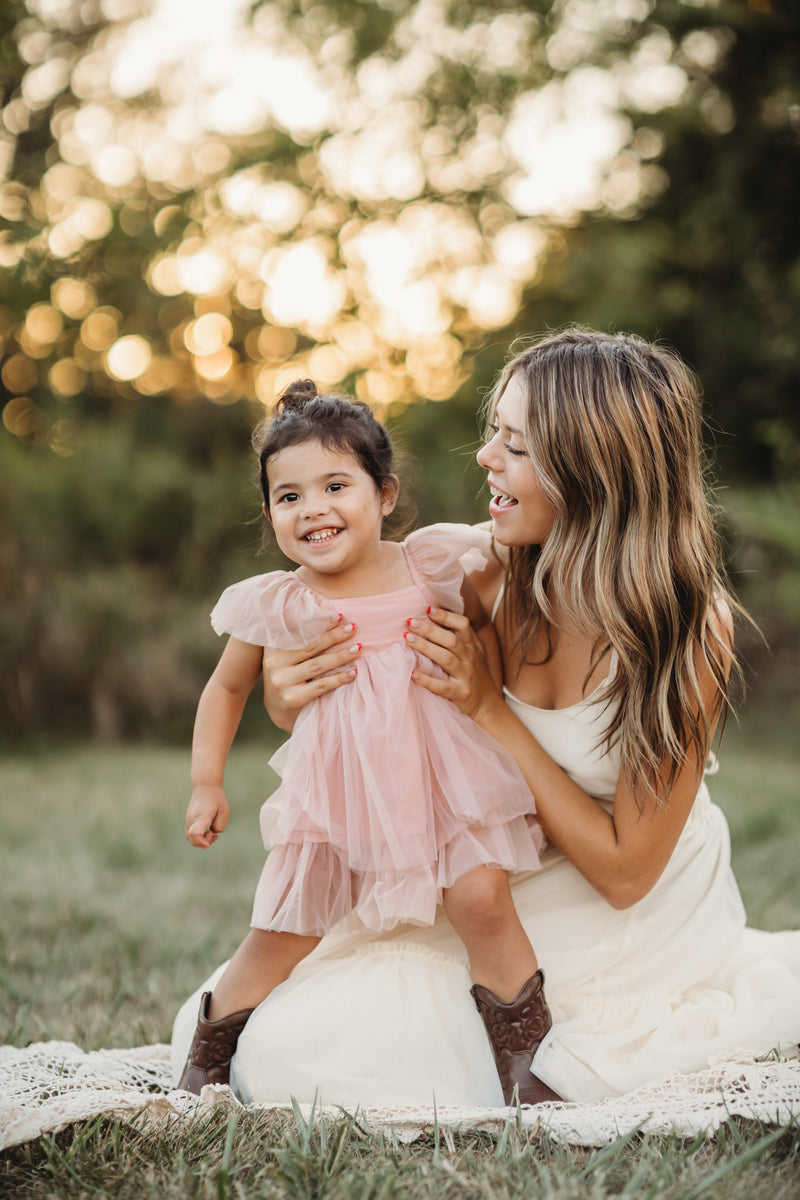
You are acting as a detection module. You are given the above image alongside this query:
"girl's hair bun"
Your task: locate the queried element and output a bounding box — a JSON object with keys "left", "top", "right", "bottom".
{"left": 277, "top": 378, "right": 318, "bottom": 413}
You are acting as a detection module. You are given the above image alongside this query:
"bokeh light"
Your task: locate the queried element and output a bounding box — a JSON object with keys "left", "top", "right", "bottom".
{"left": 81, "top": 309, "right": 121, "bottom": 352}
{"left": 51, "top": 278, "right": 97, "bottom": 319}
{"left": 106, "top": 334, "right": 153, "bottom": 380}
{"left": 0, "top": 0, "right": 699, "bottom": 438}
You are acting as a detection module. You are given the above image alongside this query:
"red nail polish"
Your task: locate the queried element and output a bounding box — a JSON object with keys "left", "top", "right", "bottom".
{"left": 426, "top": 606, "right": 432, "bottom": 614}
{"left": 406, "top": 617, "right": 413, "bottom": 625}
{"left": 337, "top": 612, "right": 344, "bottom": 621}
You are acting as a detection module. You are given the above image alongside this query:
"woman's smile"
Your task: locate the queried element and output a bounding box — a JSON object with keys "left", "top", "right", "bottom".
{"left": 477, "top": 374, "right": 556, "bottom": 546}
{"left": 488, "top": 484, "right": 519, "bottom": 516}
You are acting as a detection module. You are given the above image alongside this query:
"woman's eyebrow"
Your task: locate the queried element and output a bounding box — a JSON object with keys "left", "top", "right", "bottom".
{"left": 495, "top": 416, "right": 524, "bottom": 437}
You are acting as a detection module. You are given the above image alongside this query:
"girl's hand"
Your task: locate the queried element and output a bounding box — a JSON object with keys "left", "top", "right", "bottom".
{"left": 407, "top": 607, "right": 503, "bottom": 724}
{"left": 185, "top": 785, "right": 230, "bottom": 849}
{"left": 263, "top": 619, "right": 360, "bottom": 732}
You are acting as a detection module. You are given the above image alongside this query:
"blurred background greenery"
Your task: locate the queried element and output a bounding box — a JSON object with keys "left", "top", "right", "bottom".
{"left": 1, "top": 0, "right": 798, "bottom": 745}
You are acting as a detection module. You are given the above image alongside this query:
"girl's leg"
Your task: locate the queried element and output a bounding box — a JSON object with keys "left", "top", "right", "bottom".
{"left": 442, "top": 864, "right": 537, "bottom": 1000}
{"left": 178, "top": 928, "right": 320, "bottom": 1094}
{"left": 208, "top": 929, "right": 321, "bottom": 1019}
{"left": 443, "top": 865, "right": 560, "bottom": 1105}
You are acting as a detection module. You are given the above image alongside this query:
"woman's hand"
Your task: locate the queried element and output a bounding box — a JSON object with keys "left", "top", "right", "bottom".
{"left": 406, "top": 607, "right": 503, "bottom": 724}
{"left": 185, "top": 784, "right": 230, "bottom": 849}
{"left": 263, "top": 619, "right": 360, "bottom": 732}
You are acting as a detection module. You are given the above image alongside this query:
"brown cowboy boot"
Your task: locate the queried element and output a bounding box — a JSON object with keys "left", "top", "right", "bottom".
{"left": 471, "top": 969, "right": 562, "bottom": 1105}
{"left": 177, "top": 992, "right": 254, "bottom": 1094}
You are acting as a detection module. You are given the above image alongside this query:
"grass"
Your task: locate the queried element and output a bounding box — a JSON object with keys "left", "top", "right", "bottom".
{"left": 2, "top": 1107, "right": 799, "bottom": 1199}
{"left": 1, "top": 722, "right": 799, "bottom": 1197}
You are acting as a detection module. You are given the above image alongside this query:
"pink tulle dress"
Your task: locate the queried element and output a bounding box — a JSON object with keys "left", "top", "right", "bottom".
{"left": 210, "top": 523, "right": 544, "bottom": 936}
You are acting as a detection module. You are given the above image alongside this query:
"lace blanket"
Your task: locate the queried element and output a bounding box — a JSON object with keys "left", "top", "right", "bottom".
{"left": 1, "top": 1042, "right": 798, "bottom": 1152}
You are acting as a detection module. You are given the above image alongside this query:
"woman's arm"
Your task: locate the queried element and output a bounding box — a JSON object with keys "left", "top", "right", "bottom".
{"left": 262, "top": 620, "right": 360, "bottom": 732}
{"left": 185, "top": 636, "right": 264, "bottom": 848}
{"left": 408, "top": 606, "right": 731, "bottom": 909}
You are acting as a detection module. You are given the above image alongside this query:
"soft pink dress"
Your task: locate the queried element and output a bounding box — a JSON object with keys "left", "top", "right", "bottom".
{"left": 210, "top": 523, "right": 544, "bottom": 936}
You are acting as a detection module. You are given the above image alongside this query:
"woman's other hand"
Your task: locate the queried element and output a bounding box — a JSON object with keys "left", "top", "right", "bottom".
{"left": 262, "top": 619, "right": 360, "bottom": 732}
{"left": 407, "top": 607, "right": 503, "bottom": 724}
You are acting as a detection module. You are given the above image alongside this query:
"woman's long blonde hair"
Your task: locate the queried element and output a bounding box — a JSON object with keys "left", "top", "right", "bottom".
{"left": 489, "top": 327, "right": 741, "bottom": 807}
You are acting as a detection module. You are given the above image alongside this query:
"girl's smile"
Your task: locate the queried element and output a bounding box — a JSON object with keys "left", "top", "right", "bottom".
{"left": 266, "top": 440, "right": 398, "bottom": 595}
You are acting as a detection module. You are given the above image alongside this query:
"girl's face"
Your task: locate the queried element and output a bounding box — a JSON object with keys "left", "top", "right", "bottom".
{"left": 265, "top": 439, "right": 396, "bottom": 585}
{"left": 476, "top": 373, "right": 557, "bottom": 547}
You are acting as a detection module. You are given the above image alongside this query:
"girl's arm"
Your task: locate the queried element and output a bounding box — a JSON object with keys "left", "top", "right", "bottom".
{"left": 408, "top": 605, "right": 732, "bottom": 909}
{"left": 185, "top": 636, "right": 264, "bottom": 849}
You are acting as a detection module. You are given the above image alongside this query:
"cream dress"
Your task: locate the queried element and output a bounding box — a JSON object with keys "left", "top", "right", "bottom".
{"left": 172, "top": 617, "right": 800, "bottom": 1106}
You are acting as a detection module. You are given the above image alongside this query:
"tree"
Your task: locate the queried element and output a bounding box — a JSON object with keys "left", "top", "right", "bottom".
{"left": 1, "top": 0, "right": 798, "bottom": 740}
{"left": 2, "top": 0, "right": 794, "bottom": 481}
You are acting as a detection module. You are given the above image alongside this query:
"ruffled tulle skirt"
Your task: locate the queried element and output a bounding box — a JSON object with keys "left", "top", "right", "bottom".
{"left": 251, "top": 642, "right": 544, "bottom": 934}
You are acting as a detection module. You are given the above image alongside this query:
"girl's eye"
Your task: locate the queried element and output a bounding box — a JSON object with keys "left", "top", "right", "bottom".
{"left": 507, "top": 444, "right": 527, "bottom": 458}
{"left": 276, "top": 492, "right": 299, "bottom": 504}
{"left": 327, "top": 481, "right": 346, "bottom": 493}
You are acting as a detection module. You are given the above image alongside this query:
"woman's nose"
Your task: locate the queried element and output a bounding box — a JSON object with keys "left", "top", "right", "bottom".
{"left": 476, "top": 435, "right": 499, "bottom": 470}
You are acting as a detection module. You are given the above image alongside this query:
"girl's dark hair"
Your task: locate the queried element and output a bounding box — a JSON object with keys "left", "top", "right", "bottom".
{"left": 253, "top": 379, "right": 409, "bottom": 542}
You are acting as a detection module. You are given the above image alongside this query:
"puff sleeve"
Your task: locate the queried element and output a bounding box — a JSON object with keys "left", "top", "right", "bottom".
{"left": 210, "top": 572, "right": 336, "bottom": 649}
{"left": 403, "top": 523, "right": 495, "bottom": 612}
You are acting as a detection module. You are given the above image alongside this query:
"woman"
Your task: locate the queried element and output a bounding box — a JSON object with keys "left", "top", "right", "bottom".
{"left": 172, "top": 328, "right": 800, "bottom": 1106}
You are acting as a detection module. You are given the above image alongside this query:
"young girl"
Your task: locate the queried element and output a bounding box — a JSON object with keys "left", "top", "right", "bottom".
{"left": 177, "top": 380, "right": 552, "bottom": 1103}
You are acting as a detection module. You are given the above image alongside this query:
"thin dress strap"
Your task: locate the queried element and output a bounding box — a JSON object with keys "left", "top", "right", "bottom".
{"left": 490, "top": 581, "right": 505, "bottom": 622}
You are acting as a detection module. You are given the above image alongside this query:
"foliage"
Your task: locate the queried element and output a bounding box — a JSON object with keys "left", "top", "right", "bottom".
{"left": 0, "top": 0, "right": 797, "bottom": 480}
{"left": 2, "top": 402, "right": 798, "bottom": 742}
{"left": 0, "top": 411, "right": 274, "bottom": 740}
{"left": 1, "top": 0, "right": 798, "bottom": 740}
{"left": 506, "top": 0, "right": 800, "bottom": 483}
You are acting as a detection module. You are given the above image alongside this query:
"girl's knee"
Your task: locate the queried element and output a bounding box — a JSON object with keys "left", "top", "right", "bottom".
{"left": 444, "top": 868, "right": 514, "bottom": 934}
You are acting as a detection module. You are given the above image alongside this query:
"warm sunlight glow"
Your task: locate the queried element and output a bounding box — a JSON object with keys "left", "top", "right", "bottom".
{"left": 106, "top": 334, "right": 152, "bottom": 380}
{"left": 184, "top": 312, "right": 233, "bottom": 357}
{"left": 176, "top": 247, "right": 228, "bottom": 295}
{"left": 81, "top": 309, "right": 121, "bottom": 352}
{"left": 24, "top": 303, "right": 63, "bottom": 346}
{"left": 193, "top": 346, "right": 234, "bottom": 380}
{"left": 3, "top": 0, "right": 693, "bottom": 418}
{"left": 51, "top": 278, "right": 97, "bottom": 319}
{"left": 260, "top": 243, "right": 346, "bottom": 331}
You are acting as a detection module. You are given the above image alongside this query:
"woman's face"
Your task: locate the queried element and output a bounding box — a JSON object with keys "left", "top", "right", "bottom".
{"left": 476, "top": 372, "right": 557, "bottom": 547}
